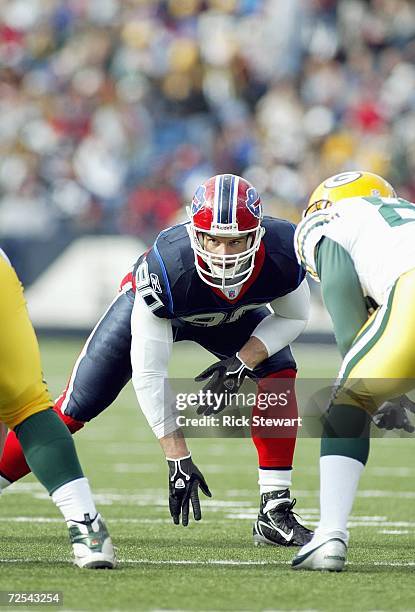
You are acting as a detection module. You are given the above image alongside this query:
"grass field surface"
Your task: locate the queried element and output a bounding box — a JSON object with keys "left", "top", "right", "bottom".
{"left": 0, "top": 339, "right": 413, "bottom": 611}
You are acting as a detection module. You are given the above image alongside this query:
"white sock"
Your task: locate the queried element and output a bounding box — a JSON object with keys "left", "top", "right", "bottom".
{"left": 0, "top": 475, "right": 11, "bottom": 493}
{"left": 318, "top": 455, "right": 364, "bottom": 536}
{"left": 258, "top": 468, "right": 292, "bottom": 495}
{"left": 51, "top": 477, "right": 97, "bottom": 524}
{"left": 299, "top": 454, "right": 364, "bottom": 555}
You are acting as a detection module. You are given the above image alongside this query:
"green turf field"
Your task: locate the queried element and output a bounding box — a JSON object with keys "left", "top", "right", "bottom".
{"left": 0, "top": 339, "right": 413, "bottom": 611}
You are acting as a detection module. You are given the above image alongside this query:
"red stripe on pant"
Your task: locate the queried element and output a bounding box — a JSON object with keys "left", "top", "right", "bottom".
{"left": 251, "top": 369, "right": 298, "bottom": 468}
{"left": 0, "top": 404, "right": 85, "bottom": 483}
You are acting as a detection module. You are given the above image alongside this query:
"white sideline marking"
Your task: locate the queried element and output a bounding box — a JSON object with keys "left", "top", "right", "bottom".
{"left": 357, "top": 490, "right": 415, "bottom": 499}
{"left": 0, "top": 517, "right": 172, "bottom": 524}
{"left": 1, "top": 516, "right": 414, "bottom": 530}
{"left": 116, "top": 463, "right": 231, "bottom": 474}
{"left": 114, "top": 463, "right": 159, "bottom": 473}
{"left": 369, "top": 467, "right": 415, "bottom": 477}
{"left": 122, "top": 559, "right": 415, "bottom": 568}
{"left": 5, "top": 484, "right": 415, "bottom": 502}
{"left": 106, "top": 443, "right": 161, "bottom": 455}
{"left": 225, "top": 514, "right": 415, "bottom": 528}
{"left": 109, "top": 463, "right": 415, "bottom": 477}
{"left": 106, "top": 443, "right": 228, "bottom": 457}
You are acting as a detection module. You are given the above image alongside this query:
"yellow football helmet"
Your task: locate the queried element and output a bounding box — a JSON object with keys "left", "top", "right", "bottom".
{"left": 304, "top": 171, "right": 396, "bottom": 217}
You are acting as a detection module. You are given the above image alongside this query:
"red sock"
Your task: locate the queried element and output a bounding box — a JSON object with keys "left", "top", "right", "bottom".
{"left": 0, "top": 404, "right": 85, "bottom": 484}
{"left": 0, "top": 429, "right": 30, "bottom": 483}
{"left": 251, "top": 369, "right": 298, "bottom": 468}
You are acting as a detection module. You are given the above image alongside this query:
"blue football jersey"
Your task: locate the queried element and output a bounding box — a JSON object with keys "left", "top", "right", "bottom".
{"left": 133, "top": 217, "right": 305, "bottom": 327}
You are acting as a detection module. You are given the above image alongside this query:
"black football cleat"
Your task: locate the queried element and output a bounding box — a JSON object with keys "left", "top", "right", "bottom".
{"left": 253, "top": 489, "right": 313, "bottom": 547}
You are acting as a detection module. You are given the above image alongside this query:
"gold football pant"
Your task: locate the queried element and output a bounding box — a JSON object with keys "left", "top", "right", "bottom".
{"left": 335, "top": 267, "right": 415, "bottom": 413}
{"left": 0, "top": 256, "right": 52, "bottom": 430}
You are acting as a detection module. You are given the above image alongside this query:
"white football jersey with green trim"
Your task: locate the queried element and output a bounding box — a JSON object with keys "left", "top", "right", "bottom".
{"left": 294, "top": 196, "right": 415, "bottom": 305}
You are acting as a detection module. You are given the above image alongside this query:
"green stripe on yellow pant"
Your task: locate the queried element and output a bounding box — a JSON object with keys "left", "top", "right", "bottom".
{"left": 335, "top": 268, "right": 415, "bottom": 413}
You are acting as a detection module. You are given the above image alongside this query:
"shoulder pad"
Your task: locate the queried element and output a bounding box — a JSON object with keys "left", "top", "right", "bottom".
{"left": 294, "top": 211, "right": 333, "bottom": 279}
{"left": 262, "top": 216, "right": 305, "bottom": 290}
{"left": 133, "top": 223, "right": 196, "bottom": 317}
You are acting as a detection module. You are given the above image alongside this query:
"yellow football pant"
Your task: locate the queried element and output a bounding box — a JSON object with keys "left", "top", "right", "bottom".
{"left": 0, "top": 256, "right": 52, "bottom": 430}
{"left": 335, "top": 267, "right": 415, "bottom": 413}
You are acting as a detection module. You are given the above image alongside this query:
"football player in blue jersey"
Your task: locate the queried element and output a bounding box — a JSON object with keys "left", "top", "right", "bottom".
{"left": 0, "top": 174, "right": 313, "bottom": 546}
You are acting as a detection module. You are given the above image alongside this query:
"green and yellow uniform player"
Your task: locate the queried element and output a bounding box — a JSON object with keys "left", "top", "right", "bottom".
{"left": 0, "top": 250, "right": 115, "bottom": 568}
{"left": 291, "top": 171, "right": 415, "bottom": 571}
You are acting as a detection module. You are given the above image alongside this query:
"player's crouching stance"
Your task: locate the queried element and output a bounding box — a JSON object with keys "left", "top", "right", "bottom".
{"left": 0, "top": 174, "right": 313, "bottom": 546}
{"left": 0, "top": 250, "right": 115, "bottom": 569}
{"left": 291, "top": 171, "right": 415, "bottom": 571}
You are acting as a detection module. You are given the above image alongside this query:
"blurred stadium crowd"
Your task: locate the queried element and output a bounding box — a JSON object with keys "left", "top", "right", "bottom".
{"left": 1, "top": 0, "right": 415, "bottom": 257}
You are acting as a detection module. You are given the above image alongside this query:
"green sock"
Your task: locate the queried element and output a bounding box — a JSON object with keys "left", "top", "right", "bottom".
{"left": 321, "top": 403, "right": 370, "bottom": 465}
{"left": 15, "top": 409, "right": 84, "bottom": 494}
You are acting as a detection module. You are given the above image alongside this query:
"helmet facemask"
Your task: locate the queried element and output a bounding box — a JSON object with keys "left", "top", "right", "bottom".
{"left": 303, "top": 199, "right": 333, "bottom": 218}
{"left": 187, "top": 223, "right": 265, "bottom": 290}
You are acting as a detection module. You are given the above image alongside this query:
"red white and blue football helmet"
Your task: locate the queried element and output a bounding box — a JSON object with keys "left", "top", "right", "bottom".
{"left": 187, "top": 174, "right": 265, "bottom": 289}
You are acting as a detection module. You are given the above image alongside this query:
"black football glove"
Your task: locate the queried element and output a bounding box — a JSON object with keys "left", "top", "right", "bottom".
{"left": 167, "top": 454, "right": 212, "bottom": 526}
{"left": 194, "top": 353, "right": 253, "bottom": 416}
{"left": 373, "top": 395, "right": 415, "bottom": 433}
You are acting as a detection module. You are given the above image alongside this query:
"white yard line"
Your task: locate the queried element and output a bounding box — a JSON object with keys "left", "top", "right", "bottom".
{"left": 0, "top": 557, "right": 414, "bottom": 568}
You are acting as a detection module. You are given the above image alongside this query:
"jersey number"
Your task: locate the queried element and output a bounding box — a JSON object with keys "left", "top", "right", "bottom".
{"left": 179, "top": 303, "right": 266, "bottom": 327}
{"left": 136, "top": 261, "right": 164, "bottom": 313}
{"left": 367, "top": 197, "right": 415, "bottom": 227}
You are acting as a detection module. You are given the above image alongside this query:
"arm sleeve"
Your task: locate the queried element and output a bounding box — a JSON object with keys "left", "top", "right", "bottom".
{"left": 316, "top": 237, "right": 368, "bottom": 357}
{"left": 251, "top": 278, "right": 310, "bottom": 356}
{"left": 130, "top": 293, "right": 179, "bottom": 438}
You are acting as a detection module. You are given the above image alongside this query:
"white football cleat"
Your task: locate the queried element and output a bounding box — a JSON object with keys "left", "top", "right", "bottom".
{"left": 291, "top": 537, "right": 347, "bottom": 571}
{"left": 68, "top": 513, "right": 116, "bottom": 569}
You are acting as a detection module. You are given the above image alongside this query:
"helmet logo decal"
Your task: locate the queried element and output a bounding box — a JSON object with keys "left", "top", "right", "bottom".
{"left": 246, "top": 187, "right": 261, "bottom": 219}
{"left": 324, "top": 172, "right": 362, "bottom": 188}
{"left": 191, "top": 184, "right": 207, "bottom": 216}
